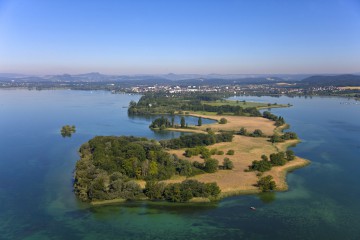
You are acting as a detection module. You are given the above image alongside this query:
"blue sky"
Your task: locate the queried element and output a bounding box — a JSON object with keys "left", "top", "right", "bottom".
{"left": 0, "top": 0, "right": 359, "bottom": 75}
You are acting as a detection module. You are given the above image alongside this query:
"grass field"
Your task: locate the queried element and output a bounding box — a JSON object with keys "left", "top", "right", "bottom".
{"left": 162, "top": 113, "right": 310, "bottom": 196}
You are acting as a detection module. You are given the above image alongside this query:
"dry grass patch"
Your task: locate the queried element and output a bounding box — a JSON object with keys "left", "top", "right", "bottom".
{"left": 189, "top": 113, "right": 276, "bottom": 136}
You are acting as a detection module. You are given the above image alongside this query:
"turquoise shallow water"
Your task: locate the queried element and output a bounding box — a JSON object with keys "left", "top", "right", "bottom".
{"left": 1, "top": 90, "right": 360, "bottom": 239}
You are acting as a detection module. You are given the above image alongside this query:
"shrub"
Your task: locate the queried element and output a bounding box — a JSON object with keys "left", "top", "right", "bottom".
{"left": 204, "top": 158, "right": 219, "bottom": 173}
{"left": 257, "top": 175, "right": 276, "bottom": 192}
{"left": 226, "top": 150, "right": 235, "bottom": 155}
{"left": 223, "top": 158, "right": 234, "bottom": 170}
{"left": 219, "top": 118, "right": 228, "bottom": 124}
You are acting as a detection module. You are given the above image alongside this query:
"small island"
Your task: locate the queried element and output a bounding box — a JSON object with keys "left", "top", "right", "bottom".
{"left": 74, "top": 93, "right": 309, "bottom": 204}
{"left": 61, "top": 125, "right": 76, "bottom": 137}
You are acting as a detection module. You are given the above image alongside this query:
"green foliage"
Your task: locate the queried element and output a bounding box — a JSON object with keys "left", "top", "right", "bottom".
{"left": 219, "top": 118, "right": 228, "bottom": 124}
{"left": 261, "top": 154, "right": 268, "bottom": 161}
{"left": 198, "top": 117, "right": 202, "bottom": 126}
{"left": 217, "top": 150, "right": 224, "bottom": 155}
{"left": 226, "top": 149, "right": 235, "bottom": 155}
{"left": 61, "top": 125, "right": 76, "bottom": 137}
{"left": 270, "top": 152, "right": 287, "bottom": 166}
{"left": 144, "top": 181, "right": 166, "bottom": 200}
{"left": 248, "top": 160, "right": 272, "bottom": 172}
{"left": 250, "top": 129, "right": 264, "bottom": 137}
{"left": 163, "top": 180, "right": 221, "bottom": 202}
{"left": 286, "top": 150, "right": 295, "bottom": 160}
{"left": 270, "top": 132, "right": 298, "bottom": 143}
{"left": 149, "top": 116, "right": 172, "bottom": 129}
{"left": 238, "top": 127, "right": 247, "bottom": 136}
{"left": 257, "top": 175, "right": 276, "bottom": 192}
{"left": 74, "top": 136, "right": 175, "bottom": 201}
{"left": 263, "top": 111, "right": 285, "bottom": 126}
{"left": 223, "top": 158, "right": 234, "bottom": 170}
{"left": 160, "top": 132, "right": 233, "bottom": 149}
{"left": 180, "top": 116, "right": 186, "bottom": 128}
{"left": 204, "top": 158, "right": 219, "bottom": 173}
{"left": 127, "top": 93, "right": 262, "bottom": 116}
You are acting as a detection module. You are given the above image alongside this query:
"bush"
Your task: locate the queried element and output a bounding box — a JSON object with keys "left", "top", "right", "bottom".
{"left": 286, "top": 150, "right": 295, "bottom": 160}
{"left": 226, "top": 150, "right": 235, "bottom": 155}
{"left": 257, "top": 175, "right": 276, "bottom": 192}
{"left": 249, "top": 160, "right": 272, "bottom": 172}
{"left": 239, "top": 127, "right": 247, "bottom": 136}
{"left": 144, "top": 181, "right": 166, "bottom": 200}
{"left": 270, "top": 152, "right": 287, "bottom": 166}
{"left": 223, "top": 158, "right": 234, "bottom": 170}
{"left": 204, "top": 158, "right": 219, "bottom": 173}
{"left": 250, "top": 129, "right": 264, "bottom": 137}
{"left": 217, "top": 150, "right": 224, "bottom": 155}
{"left": 219, "top": 118, "right": 228, "bottom": 124}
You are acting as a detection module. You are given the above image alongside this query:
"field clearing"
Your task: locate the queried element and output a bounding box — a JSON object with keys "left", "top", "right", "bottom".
{"left": 189, "top": 113, "right": 276, "bottom": 136}
{"left": 162, "top": 113, "right": 309, "bottom": 196}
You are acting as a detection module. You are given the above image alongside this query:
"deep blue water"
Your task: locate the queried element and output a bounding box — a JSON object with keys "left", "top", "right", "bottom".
{"left": 0, "top": 90, "right": 360, "bottom": 239}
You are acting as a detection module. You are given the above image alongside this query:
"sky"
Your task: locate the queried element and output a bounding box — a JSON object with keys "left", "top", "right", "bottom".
{"left": 0, "top": 0, "right": 359, "bottom": 75}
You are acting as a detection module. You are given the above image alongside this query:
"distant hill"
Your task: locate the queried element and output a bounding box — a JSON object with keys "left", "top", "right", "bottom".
{"left": 301, "top": 74, "right": 360, "bottom": 86}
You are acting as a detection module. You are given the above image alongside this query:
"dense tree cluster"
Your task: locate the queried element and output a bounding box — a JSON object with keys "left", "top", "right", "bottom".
{"left": 128, "top": 93, "right": 262, "bottom": 116}
{"left": 74, "top": 136, "right": 213, "bottom": 202}
{"left": 159, "top": 132, "right": 234, "bottom": 149}
{"left": 247, "top": 151, "right": 295, "bottom": 172}
{"left": 61, "top": 125, "right": 76, "bottom": 137}
{"left": 149, "top": 116, "right": 172, "bottom": 129}
{"left": 257, "top": 175, "right": 276, "bottom": 192}
{"left": 270, "top": 132, "right": 298, "bottom": 143}
{"left": 263, "top": 111, "right": 285, "bottom": 126}
{"left": 144, "top": 179, "right": 221, "bottom": 202}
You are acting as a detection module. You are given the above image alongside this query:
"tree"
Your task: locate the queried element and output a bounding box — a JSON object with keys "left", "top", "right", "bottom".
{"left": 239, "top": 127, "right": 247, "bottom": 136}
{"left": 171, "top": 117, "right": 175, "bottom": 127}
{"left": 261, "top": 154, "right": 268, "bottom": 161}
{"left": 219, "top": 118, "right": 228, "bottom": 124}
{"left": 204, "top": 158, "right": 219, "bottom": 173}
{"left": 198, "top": 117, "right": 202, "bottom": 126}
{"left": 270, "top": 152, "right": 287, "bottom": 166}
{"left": 144, "top": 181, "right": 166, "bottom": 200}
{"left": 249, "top": 160, "right": 272, "bottom": 172}
{"left": 226, "top": 149, "right": 235, "bottom": 155}
{"left": 251, "top": 129, "right": 263, "bottom": 137}
{"left": 180, "top": 116, "right": 186, "bottom": 128}
{"left": 257, "top": 175, "right": 276, "bottom": 192}
{"left": 223, "top": 158, "right": 234, "bottom": 170}
{"left": 286, "top": 150, "right": 295, "bottom": 160}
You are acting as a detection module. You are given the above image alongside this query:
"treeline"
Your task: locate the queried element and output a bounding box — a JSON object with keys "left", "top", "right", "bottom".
{"left": 128, "top": 93, "right": 262, "bottom": 116}
{"left": 262, "top": 111, "right": 285, "bottom": 126}
{"left": 74, "top": 136, "right": 220, "bottom": 202}
{"left": 247, "top": 150, "right": 295, "bottom": 172}
{"left": 144, "top": 179, "right": 221, "bottom": 202}
{"left": 159, "top": 132, "right": 234, "bottom": 149}
{"left": 270, "top": 132, "right": 298, "bottom": 143}
{"left": 149, "top": 116, "right": 173, "bottom": 129}
{"left": 238, "top": 127, "right": 265, "bottom": 137}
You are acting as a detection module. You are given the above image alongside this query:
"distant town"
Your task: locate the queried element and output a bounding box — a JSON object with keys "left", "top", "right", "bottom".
{"left": 1, "top": 73, "right": 359, "bottom": 100}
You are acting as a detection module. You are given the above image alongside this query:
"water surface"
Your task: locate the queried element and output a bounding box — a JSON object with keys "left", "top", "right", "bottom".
{"left": 1, "top": 90, "right": 360, "bottom": 239}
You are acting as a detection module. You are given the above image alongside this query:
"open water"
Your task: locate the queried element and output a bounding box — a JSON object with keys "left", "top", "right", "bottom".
{"left": 0, "top": 90, "right": 359, "bottom": 239}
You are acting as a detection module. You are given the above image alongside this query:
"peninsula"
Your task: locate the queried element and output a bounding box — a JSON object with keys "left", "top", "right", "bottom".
{"left": 74, "top": 93, "right": 309, "bottom": 204}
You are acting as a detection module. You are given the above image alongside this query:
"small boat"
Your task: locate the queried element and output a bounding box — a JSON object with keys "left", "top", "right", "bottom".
{"left": 250, "top": 207, "right": 256, "bottom": 210}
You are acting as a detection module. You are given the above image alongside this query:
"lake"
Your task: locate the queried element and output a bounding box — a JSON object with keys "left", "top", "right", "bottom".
{"left": 1, "top": 90, "right": 360, "bottom": 239}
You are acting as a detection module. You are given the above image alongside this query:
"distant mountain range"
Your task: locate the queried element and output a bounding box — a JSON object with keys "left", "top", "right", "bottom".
{"left": 1, "top": 72, "right": 360, "bottom": 87}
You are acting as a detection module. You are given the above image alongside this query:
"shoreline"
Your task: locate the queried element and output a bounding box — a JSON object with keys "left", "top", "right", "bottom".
{"left": 89, "top": 112, "right": 310, "bottom": 206}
